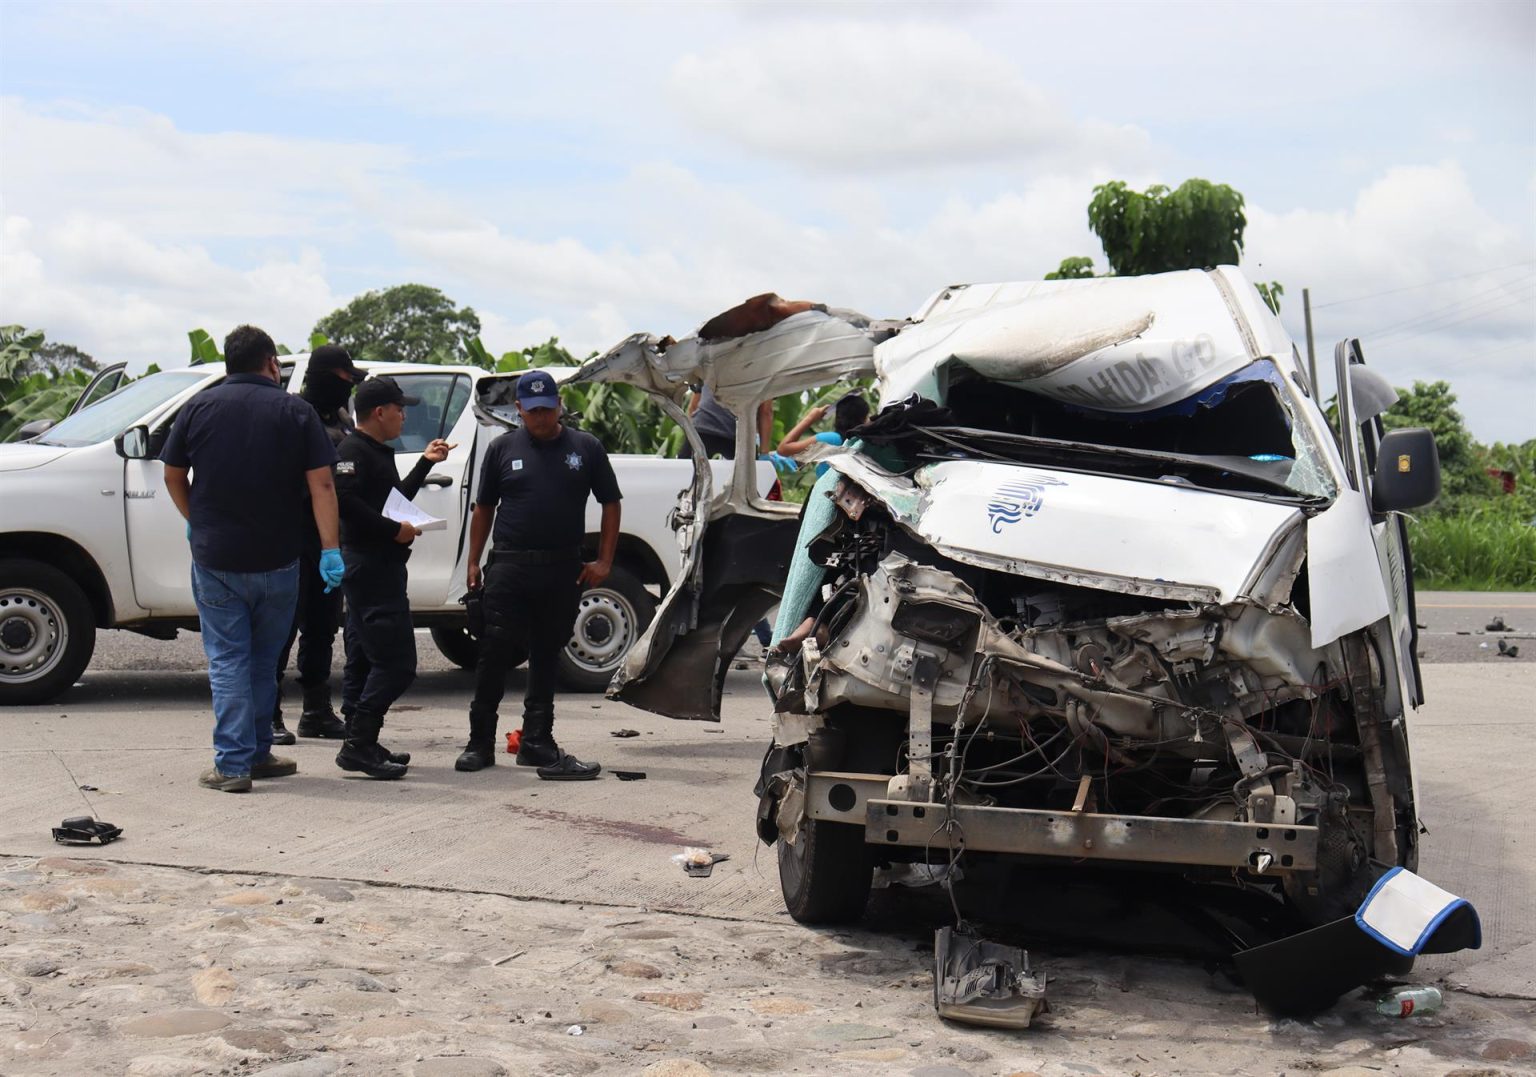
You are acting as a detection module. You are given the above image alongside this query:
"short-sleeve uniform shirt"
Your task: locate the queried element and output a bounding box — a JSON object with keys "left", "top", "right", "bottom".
{"left": 477, "top": 426, "right": 621, "bottom": 550}
{"left": 160, "top": 373, "right": 337, "bottom": 572}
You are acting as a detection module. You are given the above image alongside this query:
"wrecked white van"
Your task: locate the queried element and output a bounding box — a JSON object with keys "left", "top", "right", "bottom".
{"left": 572, "top": 270, "right": 1440, "bottom": 927}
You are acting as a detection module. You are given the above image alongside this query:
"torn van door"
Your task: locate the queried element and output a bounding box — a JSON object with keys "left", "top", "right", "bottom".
{"left": 573, "top": 295, "right": 886, "bottom": 719}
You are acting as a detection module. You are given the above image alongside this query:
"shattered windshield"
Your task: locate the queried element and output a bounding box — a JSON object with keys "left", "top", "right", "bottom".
{"left": 879, "top": 358, "right": 1336, "bottom": 501}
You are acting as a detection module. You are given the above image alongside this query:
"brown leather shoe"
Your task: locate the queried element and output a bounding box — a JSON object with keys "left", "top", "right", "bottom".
{"left": 199, "top": 768, "right": 252, "bottom": 793}
{"left": 251, "top": 754, "right": 298, "bottom": 779}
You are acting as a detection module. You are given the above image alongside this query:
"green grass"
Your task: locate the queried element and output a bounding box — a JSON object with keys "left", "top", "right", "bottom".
{"left": 1408, "top": 511, "right": 1536, "bottom": 590}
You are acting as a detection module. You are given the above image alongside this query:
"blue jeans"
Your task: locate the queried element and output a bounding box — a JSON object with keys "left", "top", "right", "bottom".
{"left": 192, "top": 560, "right": 300, "bottom": 777}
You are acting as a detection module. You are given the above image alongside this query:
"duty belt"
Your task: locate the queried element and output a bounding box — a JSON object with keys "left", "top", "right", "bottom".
{"left": 489, "top": 546, "right": 582, "bottom": 566}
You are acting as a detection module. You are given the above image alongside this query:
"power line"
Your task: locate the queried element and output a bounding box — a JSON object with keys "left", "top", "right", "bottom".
{"left": 1371, "top": 291, "right": 1536, "bottom": 347}
{"left": 1311, "top": 260, "right": 1536, "bottom": 310}
{"left": 1367, "top": 279, "right": 1536, "bottom": 342}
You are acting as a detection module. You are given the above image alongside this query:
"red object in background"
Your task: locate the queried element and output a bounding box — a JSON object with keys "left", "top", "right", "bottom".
{"left": 767, "top": 479, "right": 783, "bottom": 501}
{"left": 505, "top": 729, "right": 522, "bottom": 754}
{"left": 1486, "top": 467, "right": 1516, "bottom": 495}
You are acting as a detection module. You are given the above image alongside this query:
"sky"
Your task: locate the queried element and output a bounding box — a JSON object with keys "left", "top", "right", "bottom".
{"left": 1, "top": 0, "right": 1532, "bottom": 442}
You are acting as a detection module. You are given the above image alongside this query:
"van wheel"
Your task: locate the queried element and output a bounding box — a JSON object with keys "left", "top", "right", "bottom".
{"left": 778, "top": 813, "right": 873, "bottom": 925}
{"left": 558, "top": 565, "right": 656, "bottom": 693}
{"left": 0, "top": 559, "right": 96, "bottom": 706}
{"left": 429, "top": 623, "right": 525, "bottom": 671}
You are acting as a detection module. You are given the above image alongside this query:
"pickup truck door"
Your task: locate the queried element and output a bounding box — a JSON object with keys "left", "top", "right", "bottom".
{"left": 1332, "top": 339, "right": 1425, "bottom": 706}
{"left": 573, "top": 308, "right": 881, "bottom": 720}
{"left": 382, "top": 371, "right": 478, "bottom": 609}
{"left": 123, "top": 372, "right": 230, "bottom": 615}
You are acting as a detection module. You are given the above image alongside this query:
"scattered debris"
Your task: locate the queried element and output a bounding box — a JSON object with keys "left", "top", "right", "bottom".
{"left": 52, "top": 816, "right": 122, "bottom": 845}
{"left": 672, "top": 847, "right": 730, "bottom": 878}
{"left": 1237, "top": 867, "right": 1481, "bottom": 1016}
{"left": 1498, "top": 639, "right": 1520, "bottom": 658}
{"left": 566, "top": 1024, "right": 585, "bottom": 1036}
{"left": 505, "top": 729, "right": 523, "bottom": 754}
{"left": 1376, "top": 985, "right": 1444, "bottom": 1017}
{"left": 613, "top": 770, "right": 647, "bottom": 781}
{"left": 78, "top": 784, "right": 99, "bottom": 792}
{"left": 492, "top": 950, "right": 528, "bottom": 966}
{"left": 611, "top": 728, "right": 640, "bottom": 738}
{"left": 1486, "top": 616, "right": 1508, "bottom": 632}
{"left": 933, "top": 926, "right": 1047, "bottom": 1028}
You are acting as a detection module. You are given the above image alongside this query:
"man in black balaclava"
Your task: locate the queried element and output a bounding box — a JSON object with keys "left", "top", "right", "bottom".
{"left": 271, "top": 344, "right": 367, "bottom": 745}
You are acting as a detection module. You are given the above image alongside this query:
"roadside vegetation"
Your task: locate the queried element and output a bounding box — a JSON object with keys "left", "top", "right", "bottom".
{"left": 3, "top": 185, "right": 1530, "bottom": 587}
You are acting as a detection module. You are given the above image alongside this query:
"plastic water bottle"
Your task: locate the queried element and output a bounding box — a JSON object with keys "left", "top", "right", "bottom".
{"left": 1375, "top": 986, "right": 1443, "bottom": 1017}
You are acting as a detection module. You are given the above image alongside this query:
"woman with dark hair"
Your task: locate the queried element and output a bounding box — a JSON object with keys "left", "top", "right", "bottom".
{"left": 777, "top": 393, "right": 870, "bottom": 477}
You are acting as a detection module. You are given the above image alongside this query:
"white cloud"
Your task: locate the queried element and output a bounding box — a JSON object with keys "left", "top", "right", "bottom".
{"left": 1244, "top": 162, "right": 1535, "bottom": 442}
{"left": 667, "top": 22, "right": 1151, "bottom": 172}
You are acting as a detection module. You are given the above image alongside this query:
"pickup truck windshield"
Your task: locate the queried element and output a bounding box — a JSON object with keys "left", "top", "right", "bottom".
{"left": 33, "top": 370, "right": 207, "bottom": 447}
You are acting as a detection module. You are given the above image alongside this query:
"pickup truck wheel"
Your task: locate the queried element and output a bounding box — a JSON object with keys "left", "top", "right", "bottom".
{"left": 0, "top": 559, "right": 96, "bottom": 706}
{"left": 778, "top": 814, "right": 873, "bottom": 925}
{"left": 558, "top": 566, "right": 656, "bottom": 693}
{"left": 429, "top": 624, "right": 527, "bottom": 672}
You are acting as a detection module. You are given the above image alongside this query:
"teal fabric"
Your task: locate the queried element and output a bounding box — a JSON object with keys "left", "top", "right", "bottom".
{"left": 771, "top": 465, "right": 843, "bottom": 644}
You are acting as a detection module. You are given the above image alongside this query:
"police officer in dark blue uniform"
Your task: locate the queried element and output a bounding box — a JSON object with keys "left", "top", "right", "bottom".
{"left": 271, "top": 344, "right": 365, "bottom": 745}
{"left": 455, "top": 370, "right": 621, "bottom": 779}
{"left": 333, "top": 376, "right": 454, "bottom": 779}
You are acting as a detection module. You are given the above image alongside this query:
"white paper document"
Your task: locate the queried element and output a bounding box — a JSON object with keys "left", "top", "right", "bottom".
{"left": 383, "top": 488, "right": 446, "bottom": 532}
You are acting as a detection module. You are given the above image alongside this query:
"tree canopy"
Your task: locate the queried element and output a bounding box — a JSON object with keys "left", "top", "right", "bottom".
{"left": 312, "top": 284, "right": 482, "bottom": 365}
{"left": 1046, "top": 178, "right": 1281, "bottom": 311}
{"left": 1383, "top": 380, "right": 1495, "bottom": 503}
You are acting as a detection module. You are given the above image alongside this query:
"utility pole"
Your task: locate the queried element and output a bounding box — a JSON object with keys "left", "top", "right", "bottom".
{"left": 1302, "top": 288, "right": 1319, "bottom": 398}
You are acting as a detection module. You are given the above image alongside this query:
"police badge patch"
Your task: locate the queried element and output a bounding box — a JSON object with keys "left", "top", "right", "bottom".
{"left": 565, "top": 452, "right": 582, "bottom": 471}
{"left": 335, "top": 461, "right": 357, "bottom": 475}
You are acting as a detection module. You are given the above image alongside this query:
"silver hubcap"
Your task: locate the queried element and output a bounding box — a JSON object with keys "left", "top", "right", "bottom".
{"left": 566, "top": 588, "right": 638, "bottom": 674}
{"left": 0, "top": 588, "right": 67, "bottom": 684}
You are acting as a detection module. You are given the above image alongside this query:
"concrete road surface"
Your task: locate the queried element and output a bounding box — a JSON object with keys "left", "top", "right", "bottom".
{"left": 1, "top": 598, "right": 1533, "bottom": 1075}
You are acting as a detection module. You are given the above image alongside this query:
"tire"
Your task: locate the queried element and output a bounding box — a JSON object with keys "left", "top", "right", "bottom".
{"left": 429, "top": 622, "right": 525, "bottom": 671}
{"left": 557, "top": 565, "right": 656, "bottom": 693}
{"left": 0, "top": 559, "right": 96, "bottom": 706}
{"left": 778, "top": 812, "right": 873, "bottom": 925}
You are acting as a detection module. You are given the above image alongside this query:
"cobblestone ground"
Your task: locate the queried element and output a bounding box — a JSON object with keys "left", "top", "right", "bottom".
{"left": 2, "top": 855, "right": 1533, "bottom": 1077}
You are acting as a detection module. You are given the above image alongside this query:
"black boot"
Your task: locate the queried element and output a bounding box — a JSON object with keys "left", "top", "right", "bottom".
{"left": 335, "top": 710, "right": 408, "bottom": 780}
{"left": 297, "top": 684, "right": 347, "bottom": 738}
{"left": 455, "top": 709, "right": 498, "bottom": 772}
{"left": 516, "top": 709, "right": 600, "bottom": 781}
{"left": 272, "top": 707, "right": 297, "bottom": 746}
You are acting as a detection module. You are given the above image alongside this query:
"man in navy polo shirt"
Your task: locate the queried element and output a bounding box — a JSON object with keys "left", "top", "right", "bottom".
{"left": 454, "top": 369, "right": 621, "bottom": 779}
{"left": 161, "top": 325, "right": 344, "bottom": 793}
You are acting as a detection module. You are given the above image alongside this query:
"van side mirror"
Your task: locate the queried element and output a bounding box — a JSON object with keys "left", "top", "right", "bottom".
{"left": 1372, "top": 427, "right": 1440, "bottom": 512}
{"left": 116, "top": 425, "right": 150, "bottom": 460}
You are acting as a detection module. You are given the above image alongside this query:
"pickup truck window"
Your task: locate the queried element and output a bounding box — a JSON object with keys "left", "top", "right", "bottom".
{"left": 33, "top": 370, "right": 207, "bottom": 447}
{"left": 387, "top": 373, "right": 470, "bottom": 453}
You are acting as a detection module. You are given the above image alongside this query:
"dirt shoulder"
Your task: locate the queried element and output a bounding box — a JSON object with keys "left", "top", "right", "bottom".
{"left": 3, "top": 855, "right": 1533, "bottom": 1077}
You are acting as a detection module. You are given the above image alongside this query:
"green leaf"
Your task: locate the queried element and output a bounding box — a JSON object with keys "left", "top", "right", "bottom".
{"left": 188, "top": 329, "right": 222, "bottom": 365}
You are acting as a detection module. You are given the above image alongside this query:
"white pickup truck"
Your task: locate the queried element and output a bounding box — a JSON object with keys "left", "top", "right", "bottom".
{"left": 0, "top": 355, "right": 771, "bottom": 705}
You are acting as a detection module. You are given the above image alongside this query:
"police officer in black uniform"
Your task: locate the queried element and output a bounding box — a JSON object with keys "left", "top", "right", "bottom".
{"left": 333, "top": 376, "right": 454, "bottom": 779}
{"left": 271, "top": 344, "right": 365, "bottom": 745}
{"left": 455, "top": 370, "right": 621, "bottom": 780}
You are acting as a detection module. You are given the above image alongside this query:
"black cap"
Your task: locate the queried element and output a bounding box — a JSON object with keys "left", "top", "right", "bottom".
{"left": 308, "top": 344, "right": 366, "bottom": 380}
{"left": 354, "top": 375, "right": 420, "bottom": 414}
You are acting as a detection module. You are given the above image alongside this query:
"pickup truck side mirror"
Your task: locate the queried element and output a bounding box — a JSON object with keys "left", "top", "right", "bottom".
{"left": 116, "top": 425, "right": 150, "bottom": 460}
{"left": 15, "top": 418, "right": 55, "bottom": 441}
{"left": 1372, "top": 427, "right": 1440, "bottom": 513}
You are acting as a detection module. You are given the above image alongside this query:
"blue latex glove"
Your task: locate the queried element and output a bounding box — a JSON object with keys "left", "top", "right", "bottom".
{"left": 318, "top": 548, "right": 345, "bottom": 593}
{"left": 185, "top": 521, "right": 192, "bottom": 541}
{"left": 764, "top": 452, "right": 799, "bottom": 473}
